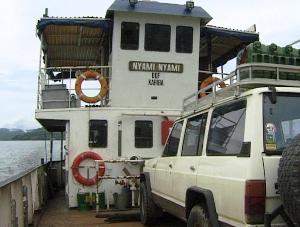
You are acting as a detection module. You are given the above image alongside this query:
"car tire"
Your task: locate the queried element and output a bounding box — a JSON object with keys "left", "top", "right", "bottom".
{"left": 187, "top": 204, "right": 210, "bottom": 227}
{"left": 278, "top": 134, "right": 300, "bottom": 226}
{"left": 140, "top": 181, "right": 161, "bottom": 225}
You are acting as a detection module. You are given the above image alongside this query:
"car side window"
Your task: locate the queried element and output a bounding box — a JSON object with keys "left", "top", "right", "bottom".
{"left": 207, "top": 100, "right": 246, "bottom": 156}
{"left": 181, "top": 113, "right": 207, "bottom": 156}
{"left": 162, "top": 121, "right": 183, "bottom": 157}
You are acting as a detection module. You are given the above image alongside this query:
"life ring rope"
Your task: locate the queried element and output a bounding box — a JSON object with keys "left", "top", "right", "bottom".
{"left": 199, "top": 76, "right": 226, "bottom": 97}
{"left": 75, "top": 70, "right": 108, "bottom": 103}
{"left": 71, "top": 151, "right": 105, "bottom": 186}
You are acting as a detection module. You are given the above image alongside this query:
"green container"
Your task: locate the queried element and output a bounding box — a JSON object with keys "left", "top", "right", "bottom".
{"left": 77, "top": 192, "right": 90, "bottom": 211}
{"left": 238, "top": 42, "right": 300, "bottom": 81}
{"left": 91, "top": 192, "right": 106, "bottom": 209}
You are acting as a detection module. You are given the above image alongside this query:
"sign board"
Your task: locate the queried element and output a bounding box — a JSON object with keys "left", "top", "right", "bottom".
{"left": 129, "top": 61, "right": 183, "bottom": 73}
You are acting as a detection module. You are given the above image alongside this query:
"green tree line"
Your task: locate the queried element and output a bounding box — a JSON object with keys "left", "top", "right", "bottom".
{"left": 0, "top": 128, "right": 64, "bottom": 141}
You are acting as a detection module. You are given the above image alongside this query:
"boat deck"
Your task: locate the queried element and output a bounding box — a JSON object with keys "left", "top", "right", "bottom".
{"left": 37, "top": 191, "right": 185, "bottom": 227}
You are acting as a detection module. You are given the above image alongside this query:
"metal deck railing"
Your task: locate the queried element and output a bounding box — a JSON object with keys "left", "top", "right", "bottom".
{"left": 37, "top": 65, "right": 112, "bottom": 110}
{"left": 183, "top": 63, "right": 300, "bottom": 112}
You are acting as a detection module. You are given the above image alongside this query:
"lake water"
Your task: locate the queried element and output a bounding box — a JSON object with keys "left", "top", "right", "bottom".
{"left": 0, "top": 140, "right": 64, "bottom": 184}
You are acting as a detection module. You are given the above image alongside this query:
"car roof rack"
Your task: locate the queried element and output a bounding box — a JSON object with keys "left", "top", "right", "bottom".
{"left": 183, "top": 63, "right": 300, "bottom": 112}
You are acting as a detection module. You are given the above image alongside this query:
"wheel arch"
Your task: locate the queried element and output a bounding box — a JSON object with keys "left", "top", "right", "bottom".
{"left": 186, "top": 186, "right": 220, "bottom": 227}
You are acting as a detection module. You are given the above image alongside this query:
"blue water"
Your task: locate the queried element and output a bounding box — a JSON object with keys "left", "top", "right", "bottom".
{"left": 0, "top": 140, "right": 64, "bottom": 183}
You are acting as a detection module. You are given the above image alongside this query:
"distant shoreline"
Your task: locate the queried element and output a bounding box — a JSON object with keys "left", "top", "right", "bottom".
{"left": 0, "top": 128, "right": 64, "bottom": 141}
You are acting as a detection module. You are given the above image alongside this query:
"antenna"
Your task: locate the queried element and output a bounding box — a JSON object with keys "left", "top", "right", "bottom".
{"left": 43, "top": 8, "right": 48, "bottom": 17}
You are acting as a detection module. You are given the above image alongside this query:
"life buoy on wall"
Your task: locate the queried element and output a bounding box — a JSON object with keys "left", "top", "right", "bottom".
{"left": 199, "top": 76, "right": 226, "bottom": 97}
{"left": 75, "top": 70, "right": 108, "bottom": 103}
{"left": 71, "top": 151, "right": 105, "bottom": 186}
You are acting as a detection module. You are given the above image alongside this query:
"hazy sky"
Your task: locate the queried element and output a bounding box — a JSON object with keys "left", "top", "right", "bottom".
{"left": 0, "top": 0, "right": 299, "bottom": 130}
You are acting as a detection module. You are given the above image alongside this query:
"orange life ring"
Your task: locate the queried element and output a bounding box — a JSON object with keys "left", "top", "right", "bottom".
{"left": 71, "top": 151, "right": 105, "bottom": 186}
{"left": 75, "top": 70, "right": 108, "bottom": 103}
{"left": 199, "top": 76, "right": 226, "bottom": 97}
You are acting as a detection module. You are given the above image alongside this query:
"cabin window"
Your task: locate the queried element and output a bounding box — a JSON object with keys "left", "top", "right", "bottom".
{"left": 135, "top": 121, "right": 153, "bottom": 148}
{"left": 145, "top": 23, "right": 171, "bottom": 52}
{"left": 89, "top": 120, "right": 108, "bottom": 148}
{"left": 121, "top": 22, "right": 139, "bottom": 50}
{"left": 176, "top": 26, "right": 193, "bottom": 53}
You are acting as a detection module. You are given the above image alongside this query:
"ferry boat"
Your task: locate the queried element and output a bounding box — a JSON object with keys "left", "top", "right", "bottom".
{"left": 34, "top": 0, "right": 259, "bottom": 210}
{"left": 0, "top": 0, "right": 276, "bottom": 225}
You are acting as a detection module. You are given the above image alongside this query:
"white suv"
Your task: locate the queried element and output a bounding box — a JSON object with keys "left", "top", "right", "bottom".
{"left": 140, "top": 64, "right": 300, "bottom": 227}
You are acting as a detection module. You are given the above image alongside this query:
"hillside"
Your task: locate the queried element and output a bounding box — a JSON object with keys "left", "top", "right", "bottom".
{"left": 0, "top": 128, "right": 24, "bottom": 140}
{"left": 0, "top": 128, "right": 63, "bottom": 141}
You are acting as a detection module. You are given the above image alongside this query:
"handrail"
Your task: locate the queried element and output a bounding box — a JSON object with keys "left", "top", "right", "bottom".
{"left": 41, "top": 65, "right": 112, "bottom": 70}
{"left": 37, "top": 65, "right": 112, "bottom": 109}
{"left": 183, "top": 63, "right": 300, "bottom": 111}
{"left": 198, "top": 70, "right": 230, "bottom": 77}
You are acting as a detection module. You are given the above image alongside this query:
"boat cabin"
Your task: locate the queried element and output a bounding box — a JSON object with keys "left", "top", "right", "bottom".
{"left": 35, "top": 0, "right": 258, "bottom": 208}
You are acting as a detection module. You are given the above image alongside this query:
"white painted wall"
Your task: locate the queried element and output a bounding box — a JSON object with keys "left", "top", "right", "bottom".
{"left": 66, "top": 108, "right": 181, "bottom": 207}
{"left": 110, "top": 12, "right": 201, "bottom": 109}
{"left": 37, "top": 107, "right": 181, "bottom": 207}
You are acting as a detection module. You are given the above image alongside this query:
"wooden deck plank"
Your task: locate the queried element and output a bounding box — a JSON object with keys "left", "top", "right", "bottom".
{"left": 37, "top": 191, "right": 185, "bottom": 227}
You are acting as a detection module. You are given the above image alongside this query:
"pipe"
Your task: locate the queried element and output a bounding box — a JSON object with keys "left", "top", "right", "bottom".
{"left": 106, "top": 190, "right": 110, "bottom": 210}
{"left": 131, "top": 190, "right": 135, "bottom": 207}
{"left": 60, "top": 132, "right": 63, "bottom": 187}
{"left": 50, "top": 132, "right": 53, "bottom": 165}
{"left": 96, "top": 193, "right": 99, "bottom": 213}
{"left": 95, "top": 159, "right": 144, "bottom": 164}
{"left": 98, "top": 176, "right": 140, "bottom": 180}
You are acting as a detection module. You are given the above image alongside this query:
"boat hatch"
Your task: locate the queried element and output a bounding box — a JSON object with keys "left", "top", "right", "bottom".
{"left": 36, "top": 17, "right": 112, "bottom": 79}
{"left": 199, "top": 25, "right": 259, "bottom": 70}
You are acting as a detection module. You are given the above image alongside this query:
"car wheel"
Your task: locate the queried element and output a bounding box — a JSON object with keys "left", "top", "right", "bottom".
{"left": 140, "top": 181, "right": 161, "bottom": 225}
{"left": 278, "top": 134, "right": 300, "bottom": 226}
{"left": 187, "top": 204, "right": 210, "bottom": 227}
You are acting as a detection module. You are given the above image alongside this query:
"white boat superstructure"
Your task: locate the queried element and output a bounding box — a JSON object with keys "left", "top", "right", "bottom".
{"left": 35, "top": 0, "right": 258, "bottom": 208}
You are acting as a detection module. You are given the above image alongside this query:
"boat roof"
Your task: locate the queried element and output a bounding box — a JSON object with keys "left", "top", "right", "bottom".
{"left": 106, "top": 0, "right": 212, "bottom": 25}
{"left": 35, "top": 1, "right": 257, "bottom": 68}
{"left": 36, "top": 17, "right": 112, "bottom": 36}
{"left": 200, "top": 25, "right": 259, "bottom": 68}
{"left": 36, "top": 17, "right": 112, "bottom": 67}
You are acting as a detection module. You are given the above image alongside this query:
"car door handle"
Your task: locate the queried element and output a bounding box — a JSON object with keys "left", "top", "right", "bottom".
{"left": 169, "top": 163, "right": 173, "bottom": 168}
{"left": 190, "top": 166, "right": 195, "bottom": 171}
{"left": 152, "top": 164, "right": 156, "bottom": 168}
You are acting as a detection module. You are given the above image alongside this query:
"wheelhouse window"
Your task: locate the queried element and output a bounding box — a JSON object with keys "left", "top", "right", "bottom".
{"left": 182, "top": 113, "right": 207, "bottom": 156}
{"left": 176, "top": 26, "right": 193, "bottom": 53}
{"left": 89, "top": 120, "right": 107, "bottom": 148}
{"left": 264, "top": 93, "right": 300, "bottom": 155}
{"left": 121, "top": 22, "right": 139, "bottom": 50}
{"left": 207, "top": 101, "right": 246, "bottom": 156}
{"left": 163, "top": 121, "right": 183, "bottom": 157}
{"left": 135, "top": 121, "right": 153, "bottom": 148}
{"left": 145, "top": 23, "right": 171, "bottom": 52}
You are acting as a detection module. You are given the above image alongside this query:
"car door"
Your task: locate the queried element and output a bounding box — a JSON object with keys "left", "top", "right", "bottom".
{"left": 152, "top": 121, "right": 184, "bottom": 198}
{"left": 171, "top": 113, "right": 208, "bottom": 206}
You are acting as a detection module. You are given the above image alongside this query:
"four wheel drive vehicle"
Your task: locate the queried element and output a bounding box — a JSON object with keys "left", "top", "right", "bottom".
{"left": 140, "top": 63, "right": 300, "bottom": 226}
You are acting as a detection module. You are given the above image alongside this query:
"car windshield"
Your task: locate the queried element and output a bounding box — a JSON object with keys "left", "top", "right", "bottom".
{"left": 264, "top": 93, "right": 300, "bottom": 154}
